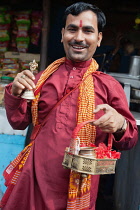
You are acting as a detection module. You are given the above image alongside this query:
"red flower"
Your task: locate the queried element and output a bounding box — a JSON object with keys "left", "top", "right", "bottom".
{"left": 94, "top": 143, "right": 121, "bottom": 159}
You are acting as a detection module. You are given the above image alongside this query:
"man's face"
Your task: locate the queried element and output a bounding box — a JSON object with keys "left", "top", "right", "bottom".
{"left": 61, "top": 10, "right": 102, "bottom": 62}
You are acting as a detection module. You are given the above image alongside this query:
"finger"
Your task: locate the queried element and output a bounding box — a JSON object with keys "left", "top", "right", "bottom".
{"left": 92, "top": 114, "right": 111, "bottom": 127}
{"left": 23, "top": 70, "right": 35, "bottom": 80}
{"left": 99, "top": 122, "right": 116, "bottom": 131}
{"left": 12, "top": 82, "right": 25, "bottom": 95}
{"left": 11, "top": 80, "right": 26, "bottom": 96}
{"left": 18, "top": 76, "right": 35, "bottom": 90}
{"left": 93, "top": 110, "right": 117, "bottom": 127}
{"left": 100, "top": 128, "right": 114, "bottom": 133}
{"left": 17, "top": 71, "right": 36, "bottom": 89}
{"left": 94, "top": 120, "right": 116, "bottom": 133}
{"left": 20, "top": 75, "right": 26, "bottom": 79}
{"left": 93, "top": 104, "right": 110, "bottom": 114}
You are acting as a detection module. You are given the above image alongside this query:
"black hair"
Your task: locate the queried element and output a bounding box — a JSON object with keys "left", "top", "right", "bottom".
{"left": 63, "top": 2, "right": 106, "bottom": 32}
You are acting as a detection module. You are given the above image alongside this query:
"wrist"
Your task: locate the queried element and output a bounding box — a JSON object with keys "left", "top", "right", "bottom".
{"left": 115, "top": 118, "right": 127, "bottom": 134}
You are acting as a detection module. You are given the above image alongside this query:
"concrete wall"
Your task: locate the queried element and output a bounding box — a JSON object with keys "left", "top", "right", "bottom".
{"left": 0, "top": 108, "right": 27, "bottom": 199}
{"left": 0, "top": 134, "right": 25, "bottom": 198}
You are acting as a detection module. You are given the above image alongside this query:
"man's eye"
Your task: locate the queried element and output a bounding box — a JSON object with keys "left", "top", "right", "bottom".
{"left": 68, "top": 28, "right": 76, "bottom": 32}
{"left": 85, "top": 30, "right": 93, "bottom": 33}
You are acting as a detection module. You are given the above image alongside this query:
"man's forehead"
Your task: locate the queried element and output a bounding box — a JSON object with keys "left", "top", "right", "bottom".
{"left": 65, "top": 12, "right": 97, "bottom": 27}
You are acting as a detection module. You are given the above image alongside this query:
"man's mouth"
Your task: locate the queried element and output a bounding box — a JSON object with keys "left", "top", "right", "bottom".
{"left": 72, "top": 45, "right": 85, "bottom": 49}
{"left": 69, "top": 41, "right": 88, "bottom": 50}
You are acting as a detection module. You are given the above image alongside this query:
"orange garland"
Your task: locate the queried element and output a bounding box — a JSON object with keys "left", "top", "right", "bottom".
{"left": 31, "top": 57, "right": 99, "bottom": 210}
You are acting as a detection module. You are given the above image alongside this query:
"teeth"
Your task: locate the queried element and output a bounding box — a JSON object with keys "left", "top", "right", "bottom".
{"left": 72, "top": 46, "right": 84, "bottom": 49}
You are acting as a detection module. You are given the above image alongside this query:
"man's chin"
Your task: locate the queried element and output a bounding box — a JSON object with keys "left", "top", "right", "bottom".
{"left": 68, "top": 55, "right": 87, "bottom": 62}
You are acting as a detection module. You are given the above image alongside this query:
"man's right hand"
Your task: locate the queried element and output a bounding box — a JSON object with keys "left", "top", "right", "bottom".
{"left": 11, "top": 70, "right": 36, "bottom": 97}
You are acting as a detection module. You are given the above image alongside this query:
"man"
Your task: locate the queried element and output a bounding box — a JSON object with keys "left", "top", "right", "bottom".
{"left": 0, "top": 2, "right": 138, "bottom": 210}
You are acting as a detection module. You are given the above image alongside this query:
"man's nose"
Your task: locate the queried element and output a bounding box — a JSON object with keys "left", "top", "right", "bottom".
{"left": 74, "top": 30, "right": 84, "bottom": 42}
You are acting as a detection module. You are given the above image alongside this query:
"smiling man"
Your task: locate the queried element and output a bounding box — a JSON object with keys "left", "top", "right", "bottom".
{"left": 1, "top": 2, "right": 138, "bottom": 210}
{"left": 61, "top": 10, "right": 102, "bottom": 62}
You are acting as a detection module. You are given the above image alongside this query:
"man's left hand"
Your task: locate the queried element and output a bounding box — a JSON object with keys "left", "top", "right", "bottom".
{"left": 92, "top": 104, "right": 126, "bottom": 133}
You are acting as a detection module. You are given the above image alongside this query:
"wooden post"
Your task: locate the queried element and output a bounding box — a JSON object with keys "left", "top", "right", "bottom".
{"left": 25, "top": 0, "right": 51, "bottom": 146}
{"left": 39, "top": 0, "right": 50, "bottom": 71}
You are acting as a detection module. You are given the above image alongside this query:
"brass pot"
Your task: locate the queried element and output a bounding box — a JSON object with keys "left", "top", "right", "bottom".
{"left": 79, "top": 147, "right": 96, "bottom": 157}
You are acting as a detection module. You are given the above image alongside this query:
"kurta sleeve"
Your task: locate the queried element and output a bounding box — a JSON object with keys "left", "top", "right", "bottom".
{"left": 4, "top": 84, "right": 32, "bottom": 130}
{"left": 106, "top": 76, "right": 138, "bottom": 150}
{"left": 94, "top": 73, "right": 138, "bottom": 151}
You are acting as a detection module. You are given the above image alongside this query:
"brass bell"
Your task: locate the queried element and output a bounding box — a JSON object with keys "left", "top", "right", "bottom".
{"left": 21, "top": 89, "right": 35, "bottom": 100}
{"left": 21, "top": 59, "right": 38, "bottom": 100}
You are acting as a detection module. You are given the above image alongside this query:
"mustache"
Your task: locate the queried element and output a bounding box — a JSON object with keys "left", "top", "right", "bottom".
{"left": 69, "top": 40, "right": 89, "bottom": 48}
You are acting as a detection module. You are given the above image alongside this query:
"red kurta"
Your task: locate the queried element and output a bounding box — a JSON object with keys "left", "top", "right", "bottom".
{"left": 3, "top": 59, "right": 138, "bottom": 210}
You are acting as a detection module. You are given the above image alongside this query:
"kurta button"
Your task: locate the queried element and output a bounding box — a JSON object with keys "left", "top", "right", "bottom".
{"left": 73, "top": 67, "right": 76, "bottom": 70}
{"left": 70, "top": 76, "right": 74, "bottom": 79}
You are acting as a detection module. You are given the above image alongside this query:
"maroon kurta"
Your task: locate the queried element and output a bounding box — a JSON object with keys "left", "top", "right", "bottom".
{"left": 3, "top": 59, "right": 138, "bottom": 210}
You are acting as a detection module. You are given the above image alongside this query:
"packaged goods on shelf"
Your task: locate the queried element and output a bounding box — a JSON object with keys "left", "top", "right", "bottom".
{"left": 30, "top": 11, "right": 42, "bottom": 46}
{"left": 16, "top": 12, "right": 31, "bottom": 39}
{"left": 0, "top": 76, "right": 14, "bottom": 107}
{"left": 0, "top": 39, "right": 10, "bottom": 52}
{"left": 0, "top": 58, "right": 18, "bottom": 63}
{"left": 0, "top": 7, "right": 42, "bottom": 53}
{"left": 0, "top": 8, "right": 11, "bottom": 52}
{"left": 16, "top": 37, "right": 30, "bottom": 53}
{"left": 0, "top": 58, "right": 19, "bottom": 78}
{"left": 0, "top": 52, "right": 40, "bottom": 78}
{"left": 0, "top": 51, "right": 40, "bottom": 107}
{"left": 11, "top": 11, "right": 31, "bottom": 52}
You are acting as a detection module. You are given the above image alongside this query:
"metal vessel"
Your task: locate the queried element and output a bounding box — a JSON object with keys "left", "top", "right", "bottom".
{"left": 129, "top": 56, "right": 140, "bottom": 77}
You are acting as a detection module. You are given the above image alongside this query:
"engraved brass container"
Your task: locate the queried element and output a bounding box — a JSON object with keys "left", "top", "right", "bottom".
{"left": 62, "top": 119, "right": 118, "bottom": 175}
{"left": 62, "top": 147, "right": 117, "bottom": 175}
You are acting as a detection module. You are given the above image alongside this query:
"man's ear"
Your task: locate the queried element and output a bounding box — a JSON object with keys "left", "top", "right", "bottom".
{"left": 61, "top": 28, "right": 65, "bottom": 43}
{"left": 97, "top": 32, "right": 103, "bottom": 47}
